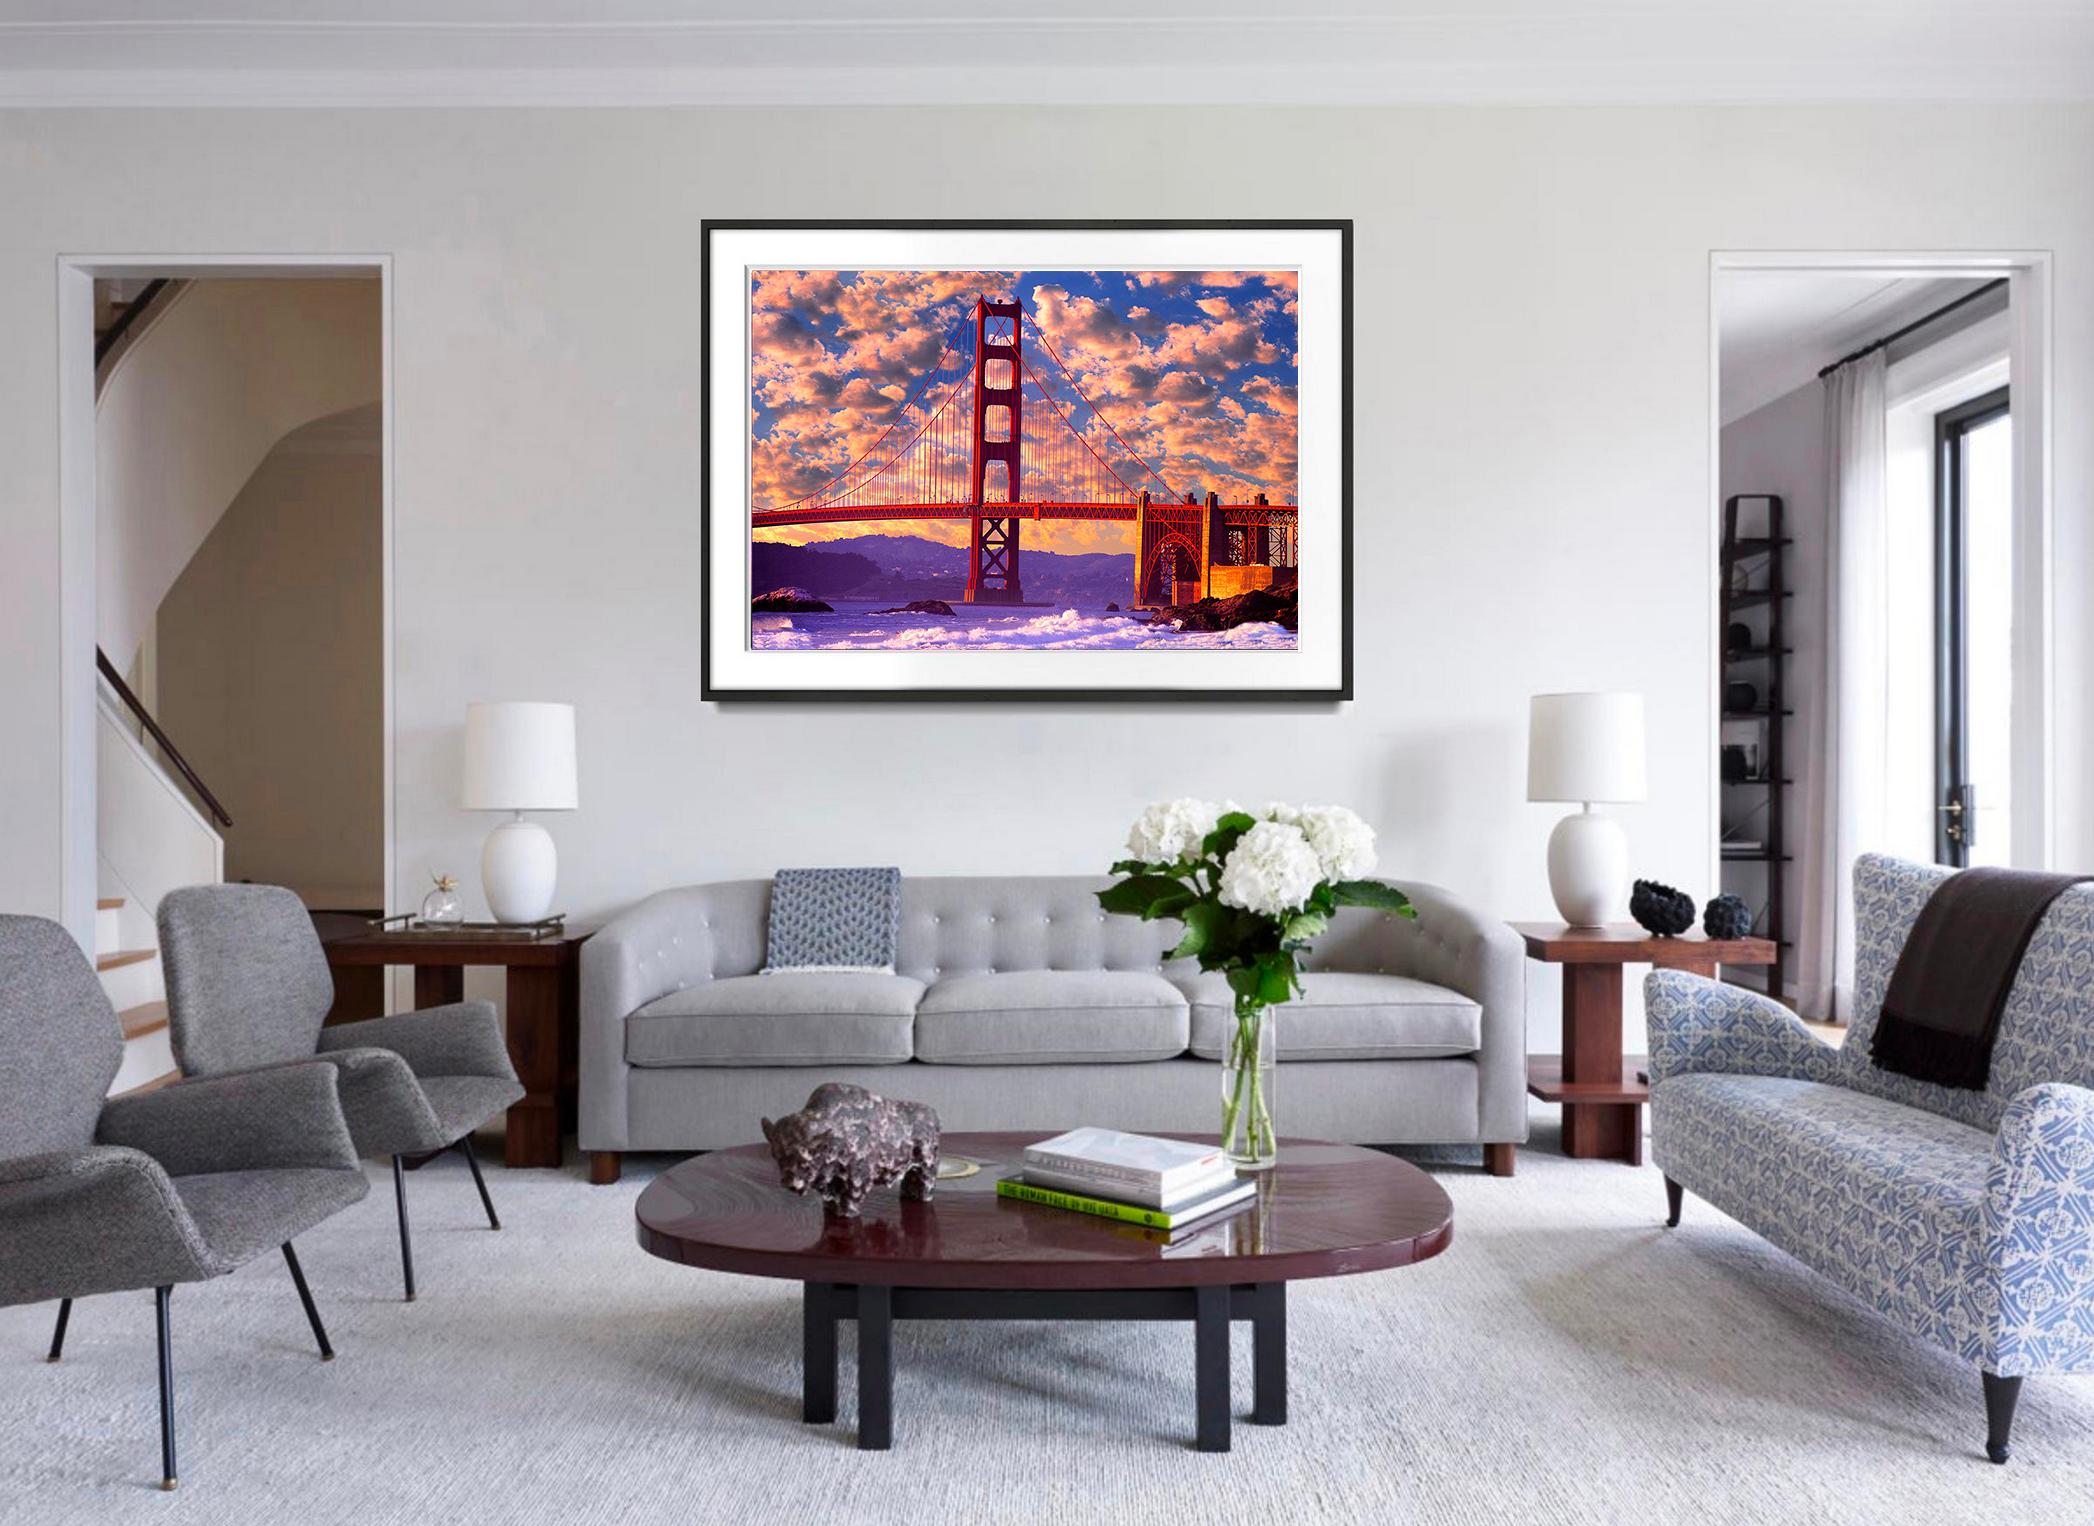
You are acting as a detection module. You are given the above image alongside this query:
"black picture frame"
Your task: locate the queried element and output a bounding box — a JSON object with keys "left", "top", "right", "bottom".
{"left": 700, "top": 219, "right": 1353, "bottom": 703}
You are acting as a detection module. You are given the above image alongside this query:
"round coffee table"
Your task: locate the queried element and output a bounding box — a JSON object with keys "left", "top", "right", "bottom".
{"left": 635, "top": 1132, "right": 1452, "bottom": 1452}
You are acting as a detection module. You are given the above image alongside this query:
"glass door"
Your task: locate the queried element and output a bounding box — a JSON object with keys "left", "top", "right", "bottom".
{"left": 1934, "top": 387, "right": 2011, "bottom": 866}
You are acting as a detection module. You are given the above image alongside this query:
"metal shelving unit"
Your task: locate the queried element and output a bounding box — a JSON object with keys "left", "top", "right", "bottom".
{"left": 1719, "top": 494, "right": 1790, "bottom": 997}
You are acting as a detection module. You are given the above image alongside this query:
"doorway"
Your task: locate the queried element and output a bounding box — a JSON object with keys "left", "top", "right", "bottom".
{"left": 1711, "top": 252, "right": 2051, "bottom": 1018}
{"left": 56, "top": 257, "right": 394, "bottom": 952}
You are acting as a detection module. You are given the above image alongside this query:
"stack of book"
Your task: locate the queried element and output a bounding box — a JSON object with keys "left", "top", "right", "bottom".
{"left": 996, "top": 1127, "right": 1255, "bottom": 1232}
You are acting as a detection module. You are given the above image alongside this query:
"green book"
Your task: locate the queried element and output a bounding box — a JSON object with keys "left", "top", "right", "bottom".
{"left": 996, "top": 1174, "right": 1254, "bottom": 1231}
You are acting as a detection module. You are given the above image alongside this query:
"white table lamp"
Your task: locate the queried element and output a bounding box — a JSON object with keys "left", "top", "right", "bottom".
{"left": 1527, "top": 692, "right": 1646, "bottom": 928}
{"left": 462, "top": 701, "right": 577, "bottom": 924}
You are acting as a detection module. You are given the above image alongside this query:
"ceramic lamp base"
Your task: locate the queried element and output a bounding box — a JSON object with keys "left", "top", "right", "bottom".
{"left": 481, "top": 816, "right": 558, "bottom": 924}
{"left": 1546, "top": 806, "right": 1627, "bottom": 928}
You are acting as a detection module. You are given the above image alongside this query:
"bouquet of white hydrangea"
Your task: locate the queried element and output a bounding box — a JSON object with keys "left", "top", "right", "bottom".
{"left": 1100, "top": 801, "right": 1414, "bottom": 1166}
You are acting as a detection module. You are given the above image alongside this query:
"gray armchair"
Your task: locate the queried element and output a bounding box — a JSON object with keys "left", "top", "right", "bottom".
{"left": 0, "top": 914, "right": 368, "bottom": 1491}
{"left": 157, "top": 884, "right": 524, "bottom": 1301}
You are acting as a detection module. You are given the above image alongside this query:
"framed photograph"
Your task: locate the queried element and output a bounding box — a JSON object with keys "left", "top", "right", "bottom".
{"left": 702, "top": 220, "right": 1352, "bottom": 700}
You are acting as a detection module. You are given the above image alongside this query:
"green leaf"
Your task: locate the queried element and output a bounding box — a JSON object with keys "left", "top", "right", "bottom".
{"left": 1166, "top": 899, "right": 1231, "bottom": 960}
{"left": 1225, "top": 966, "right": 1264, "bottom": 1001}
{"left": 1201, "top": 810, "right": 1259, "bottom": 862}
{"left": 1255, "top": 951, "right": 1299, "bottom": 1005}
{"left": 1097, "top": 875, "right": 1192, "bottom": 919}
{"left": 1330, "top": 880, "right": 1417, "bottom": 918}
{"left": 1280, "top": 909, "right": 1329, "bottom": 948}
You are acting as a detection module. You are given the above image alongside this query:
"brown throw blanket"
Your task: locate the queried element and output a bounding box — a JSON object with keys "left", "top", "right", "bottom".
{"left": 1871, "top": 867, "right": 2090, "bottom": 1091}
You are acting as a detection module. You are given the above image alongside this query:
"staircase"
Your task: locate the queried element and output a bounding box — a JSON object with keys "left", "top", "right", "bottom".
{"left": 97, "top": 647, "right": 228, "bottom": 1097}
{"left": 98, "top": 895, "right": 177, "bottom": 1094}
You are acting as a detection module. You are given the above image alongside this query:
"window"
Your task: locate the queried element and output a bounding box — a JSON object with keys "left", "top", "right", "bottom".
{"left": 1935, "top": 388, "right": 2012, "bottom": 866}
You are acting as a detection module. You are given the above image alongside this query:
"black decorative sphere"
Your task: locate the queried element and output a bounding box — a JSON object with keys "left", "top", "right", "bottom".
{"left": 1703, "top": 893, "right": 1754, "bottom": 941}
{"left": 1630, "top": 879, "right": 1696, "bottom": 937}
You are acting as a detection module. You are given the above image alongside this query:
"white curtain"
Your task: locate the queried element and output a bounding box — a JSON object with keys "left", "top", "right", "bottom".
{"left": 1798, "top": 351, "right": 1888, "bottom": 1021}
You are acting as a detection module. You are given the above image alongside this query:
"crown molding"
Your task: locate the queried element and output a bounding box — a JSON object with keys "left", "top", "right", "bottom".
{"left": 0, "top": 12, "right": 2089, "bottom": 109}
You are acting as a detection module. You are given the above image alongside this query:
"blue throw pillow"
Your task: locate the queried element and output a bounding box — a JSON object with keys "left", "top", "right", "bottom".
{"left": 764, "top": 867, "right": 903, "bottom": 974}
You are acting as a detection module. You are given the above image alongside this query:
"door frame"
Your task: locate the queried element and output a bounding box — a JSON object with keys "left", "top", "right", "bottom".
{"left": 1708, "top": 250, "right": 2055, "bottom": 891}
{"left": 55, "top": 253, "right": 396, "bottom": 946}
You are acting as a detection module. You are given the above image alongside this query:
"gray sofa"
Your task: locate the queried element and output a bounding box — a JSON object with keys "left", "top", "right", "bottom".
{"left": 580, "top": 875, "right": 1526, "bottom": 1182}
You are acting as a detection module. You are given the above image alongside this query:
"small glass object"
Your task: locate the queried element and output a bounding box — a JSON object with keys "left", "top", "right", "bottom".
{"left": 420, "top": 874, "right": 463, "bottom": 926}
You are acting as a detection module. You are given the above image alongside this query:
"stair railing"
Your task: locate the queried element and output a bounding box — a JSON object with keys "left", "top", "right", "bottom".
{"left": 95, "top": 647, "right": 234, "bottom": 829}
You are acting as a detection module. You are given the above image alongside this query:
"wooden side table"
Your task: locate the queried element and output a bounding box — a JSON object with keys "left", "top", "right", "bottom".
{"left": 1511, "top": 923, "right": 1778, "bottom": 1165}
{"left": 321, "top": 930, "right": 585, "bottom": 1169}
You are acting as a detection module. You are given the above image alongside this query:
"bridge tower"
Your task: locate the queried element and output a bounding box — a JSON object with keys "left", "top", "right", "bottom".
{"left": 965, "top": 298, "right": 1024, "bottom": 604}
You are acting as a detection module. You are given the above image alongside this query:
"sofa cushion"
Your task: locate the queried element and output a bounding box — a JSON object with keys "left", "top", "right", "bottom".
{"left": 625, "top": 973, "right": 923, "bottom": 1067}
{"left": 914, "top": 971, "right": 1189, "bottom": 1064}
{"left": 1650, "top": 1072, "right": 1995, "bottom": 1357}
{"left": 1180, "top": 972, "right": 1480, "bottom": 1061}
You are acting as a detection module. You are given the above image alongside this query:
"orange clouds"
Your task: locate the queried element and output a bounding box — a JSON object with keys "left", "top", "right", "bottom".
{"left": 747, "top": 268, "right": 1298, "bottom": 512}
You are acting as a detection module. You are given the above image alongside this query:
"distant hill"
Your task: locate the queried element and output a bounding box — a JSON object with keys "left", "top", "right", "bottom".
{"left": 748, "top": 542, "right": 880, "bottom": 598}
{"left": 790, "top": 532, "right": 1136, "bottom": 606}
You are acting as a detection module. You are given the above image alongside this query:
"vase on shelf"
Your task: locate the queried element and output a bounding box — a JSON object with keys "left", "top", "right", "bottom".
{"left": 1221, "top": 998, "right": 1278, "bottom": 1170}
{"left": 420, "top": 874, "right": 463, "bottom": 926}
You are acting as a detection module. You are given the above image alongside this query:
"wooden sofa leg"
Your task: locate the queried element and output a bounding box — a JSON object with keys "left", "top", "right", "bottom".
{"left": 1483, "top": 1143, "right": 1515, "bottom": 1177}
{"left": 589, "top": 1151, "right": 623, "bottom": 1186}
{"left": 1664, "top": 1177, "right": 1683, "bottom": 1228}
{"left": 1984, "top": 1372, "right": 2023, "bottom": 1464}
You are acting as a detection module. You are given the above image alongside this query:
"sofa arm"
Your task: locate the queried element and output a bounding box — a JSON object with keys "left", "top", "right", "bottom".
{"left": 579, "top": 885, "right": 747, "bottom": 1152}
{"left": 1982, "top": 1082, "right": 2094, "bottom": 1375}
{"left": 1644, "top": 969, "right": 1836, "bottom": 1086}
{"left": 1345, "top": 879, "right": 1528, "bottom": 1143}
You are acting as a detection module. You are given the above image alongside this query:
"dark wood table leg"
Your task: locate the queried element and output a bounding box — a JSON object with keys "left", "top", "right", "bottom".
{"left": 414, "top": 963, "right": 464, "bottom": 1008}
{"left": 803, "top": 1283, "right": 837, "bottom": 1424}
{"left": 1195, "top": 1283, "right": 1231, "bottom": 1452}
{"left": 857, "top": 1284, "right": 893, "bottom": 1451}
{"left": 1251, "top": 1282, "right": 1286, "bottom": 1425}
{"left": 502, "top": 964, "right": 572, "bottom": 1169}
{"left": 1561, "top": 963, "right": 1640, "bottom": 1163}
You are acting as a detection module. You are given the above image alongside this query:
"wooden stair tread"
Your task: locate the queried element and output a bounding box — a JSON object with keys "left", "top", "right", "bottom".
{"left": 118, "top": 1000, "right": 169, "bottom": 1041}
{"left": 96, "top": 948, "right": 155, "bottom": 972}
{"left": 98, "top": 897, "right": 125, "bottom": 910}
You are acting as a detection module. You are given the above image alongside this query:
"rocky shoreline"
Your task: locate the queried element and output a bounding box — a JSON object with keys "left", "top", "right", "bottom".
{"left": 1145, "top": 585, "right": 1298, "bottom": 633}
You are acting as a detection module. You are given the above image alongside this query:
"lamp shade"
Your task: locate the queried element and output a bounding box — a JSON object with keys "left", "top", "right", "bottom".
{"left": 462, "top": 702, "right": 577, "bottom": 812}
{"left": 1526, "top": 692, "right": 1646, "bottom": 804}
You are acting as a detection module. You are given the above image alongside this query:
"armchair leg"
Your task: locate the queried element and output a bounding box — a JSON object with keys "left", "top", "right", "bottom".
{"left": 47, "top": 1298, "right": 71, "bottom": 1362}
{"left": 1664, "top": 1177, "right": 1683, "bottom": 1228}
{"left": 391, "top": 1156, "right": 417, "bottom": 1303}
{"left": 590, "top": 1151, "right": 623, "bottom": 1185}
{"left": 458, "top": 1134, "right": 501, "bottom": 1230}
{"left": 1983, "top": 1372, "right": 2023, "bottom": 1464}
{"left": 280, "top": 1243, "right": 334, "bottom": 1361}
{"left": 1483, "top": 1143, "right": 1515, "bottom": 1177}
{"left": 154, "top": 1285, "right": 177, "bottom": 1491}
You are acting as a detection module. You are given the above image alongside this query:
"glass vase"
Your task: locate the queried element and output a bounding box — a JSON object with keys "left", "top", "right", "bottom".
{"left": 1220, "top": 998, "right": 1278, "bottom": 1170}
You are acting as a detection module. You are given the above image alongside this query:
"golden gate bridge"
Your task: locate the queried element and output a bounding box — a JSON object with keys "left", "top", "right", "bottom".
{"left": 751, "top": 298, "right": 1298, "bottom": 606}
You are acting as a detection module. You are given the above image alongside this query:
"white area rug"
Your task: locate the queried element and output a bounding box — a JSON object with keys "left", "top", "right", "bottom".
{"left": 5, "top": 1118, "right": 2093, "bottom": 1526}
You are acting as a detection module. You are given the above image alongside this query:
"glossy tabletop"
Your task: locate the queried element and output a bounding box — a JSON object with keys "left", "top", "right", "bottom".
{"left": 635, "top": 1132, "right": 1453, "bottom": 1290}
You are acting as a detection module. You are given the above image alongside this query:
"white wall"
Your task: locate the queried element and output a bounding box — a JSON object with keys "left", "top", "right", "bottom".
{"left": 3, "top": 106, "right": 2091, "bottom": 1051}
{"left": 94, "top": 277, "right": 381, "bottom": 670}
{"left": 155, "top": 405, "right": 384, "bottom": 908}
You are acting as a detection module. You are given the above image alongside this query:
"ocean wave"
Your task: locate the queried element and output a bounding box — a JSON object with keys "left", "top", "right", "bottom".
{"left": 749, "top": 608, "right": 1296, "bottom": 652}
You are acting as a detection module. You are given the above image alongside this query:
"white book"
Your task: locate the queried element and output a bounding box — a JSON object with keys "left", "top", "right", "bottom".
{"left": 1022, "top": 1160, "right": 1239, "bottom": 1211}
{"left": 1023, "top": 1128, "right": 1226, "bottom": 1194}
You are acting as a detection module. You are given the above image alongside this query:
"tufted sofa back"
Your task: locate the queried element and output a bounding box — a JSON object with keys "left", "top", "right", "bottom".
{"left": 1840, "top": 853, "right": 2094, "bottom": 1131}
{"left": 894, "top": 877, "right": 1188, "bottom": 983}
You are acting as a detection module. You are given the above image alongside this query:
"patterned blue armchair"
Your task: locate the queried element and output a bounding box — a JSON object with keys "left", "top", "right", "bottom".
{"left": 1646, "top": 852, "right": 2094, "bottom": 1464}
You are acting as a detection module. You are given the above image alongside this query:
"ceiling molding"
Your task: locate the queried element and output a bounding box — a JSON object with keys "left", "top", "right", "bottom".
{"left": 2, "top": 8, "right": 2091, "bottom": 109}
